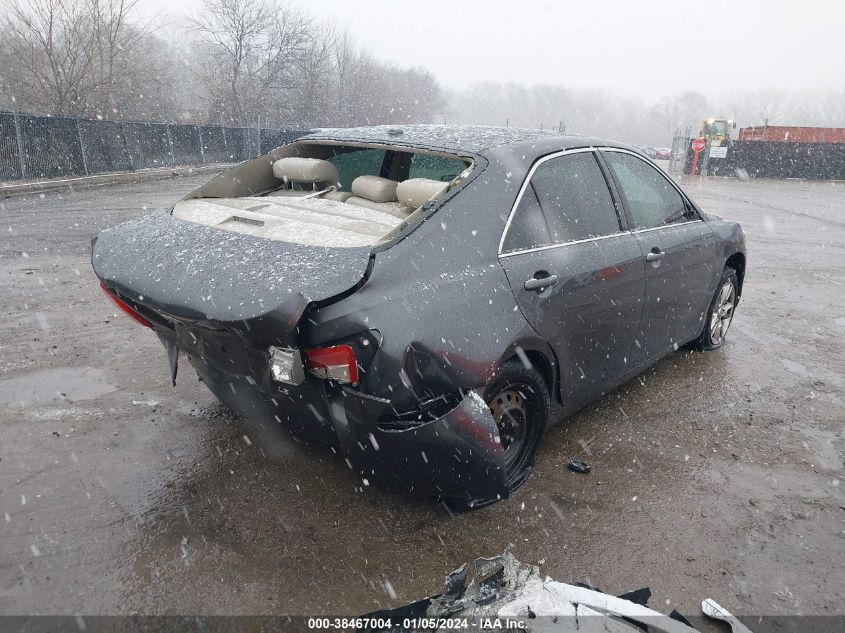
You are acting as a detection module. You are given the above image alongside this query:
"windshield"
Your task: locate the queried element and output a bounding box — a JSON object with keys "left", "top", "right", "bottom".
{"left": 703, "top": 120, "right": 730, "bottom": 136}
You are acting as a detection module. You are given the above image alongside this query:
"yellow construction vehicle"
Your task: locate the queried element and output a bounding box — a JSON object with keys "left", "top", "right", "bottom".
{"left": 699, "top": 118, "right": 736, "bottom": 145}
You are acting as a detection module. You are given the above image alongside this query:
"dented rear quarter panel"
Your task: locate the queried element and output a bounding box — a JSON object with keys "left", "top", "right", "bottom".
{"left": 302, "top": 149, "right": 557, "bottom": 415}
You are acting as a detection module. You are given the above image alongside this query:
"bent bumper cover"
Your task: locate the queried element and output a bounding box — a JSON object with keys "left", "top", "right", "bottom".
{"left": 186, "top": 344, "right": 508, "bottom": 503}
{"left": 329, "top": 388, "right": 508, "bottom": 504}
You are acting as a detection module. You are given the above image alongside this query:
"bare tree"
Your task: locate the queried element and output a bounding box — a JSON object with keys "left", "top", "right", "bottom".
{"left": 808, "top": 88, "right": 845, "bottom": 127}
{"left": 192, "top": 0, "right": 311, "bottom": 126}
{"left": 651, "top": 96, "right": 683, "bottom": 135}
{"left": 86, "top": 0, "right": 153, "bottom": 114}
{"left": 0, "top": 0, "right": 164, "bottom": 117}
{"left": 722, "top": 88, "right": 795, "bottom": 127}
{"left": 1, "top": 0, "right": 95, "bottom": 114}
{"left": 289, "top": 20, "right": 338, "bottom": 127}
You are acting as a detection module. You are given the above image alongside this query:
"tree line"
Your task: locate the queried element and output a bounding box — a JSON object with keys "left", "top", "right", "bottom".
{"left": 0, "top": 0, "right": 445, "bottom": 129}
{"left": 1, "top": 0, "right": 843, "bottom": 146}
{"left": 449, "top": 84, "right": 845, "bottom": 146}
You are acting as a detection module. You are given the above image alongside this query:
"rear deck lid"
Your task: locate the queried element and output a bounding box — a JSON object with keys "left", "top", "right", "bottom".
{"left": 92, "top": 210, "right": 372, "bottom": 346}
{"left": 172, "top": 197, "right": 404, "bottom": 246}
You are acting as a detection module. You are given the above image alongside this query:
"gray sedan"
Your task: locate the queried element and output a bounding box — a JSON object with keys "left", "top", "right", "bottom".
{"left": 93, "top": 125, "right": 746, "bottom": 508}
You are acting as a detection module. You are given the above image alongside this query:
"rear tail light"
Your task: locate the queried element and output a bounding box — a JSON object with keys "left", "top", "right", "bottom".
{"left": 269, "top": 346, "right": 305, "bottom": 385}
{"left": 305, "top": 345, "right": 359, "bottom": 384}
{"left": 100, "top": 282, "right": 153, "bottom": 329}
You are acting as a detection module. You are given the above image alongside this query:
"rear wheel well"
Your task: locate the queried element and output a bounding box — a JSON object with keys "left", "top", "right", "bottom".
{"left": 725, "top": 252, "right": 745, "bottom": 296}
{"left": 503, "top": 349, "right": 559, "bottom": 404}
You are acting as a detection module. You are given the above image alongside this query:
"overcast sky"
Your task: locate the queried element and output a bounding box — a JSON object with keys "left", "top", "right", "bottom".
{"left": 148, "top": 0, "right": 845, "bottom": 101}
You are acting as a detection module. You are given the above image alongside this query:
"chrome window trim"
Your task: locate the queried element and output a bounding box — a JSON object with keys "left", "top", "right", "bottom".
{"left": 497, "top": 146, "right": 600, "bottom": 256}
{"left": 499, "top": 230, "right": 627, "bottom": 259}
{"left": 497, "top": 146, "right": 706, "bottom": 260}
{"left": 498, "top": 219, "right": 704, "bottom": 259}
{"left": 630, "top": 220, "right": 702, "bottom": 234}
{"left": 596, "top": 146, "right": 703, "bottom": 225}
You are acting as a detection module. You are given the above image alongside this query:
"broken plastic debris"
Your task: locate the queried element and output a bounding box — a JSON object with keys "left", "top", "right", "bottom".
{"left": 383, "top": 578, "right": 397, "bottom": 599}
{"left": 568, "top": 459, "right": 591, "bottom": 474}
{"left": 701, "top": 598, "right": 754, "bottom": 633}
{"left": 363, "top": 551, "right": 741, "bottom": 631}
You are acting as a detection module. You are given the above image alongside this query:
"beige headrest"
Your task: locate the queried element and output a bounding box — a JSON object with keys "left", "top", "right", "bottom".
{"left": 272, "top": 157, "right": 339, "bottom": 186}
{"left": 396, "top": 178, "right": 449, "bottom": 209}
{"left": 351, "top": 175, "right": 398, "bottom": 202}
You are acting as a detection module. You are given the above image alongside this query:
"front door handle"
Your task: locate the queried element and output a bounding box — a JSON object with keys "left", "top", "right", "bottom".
{"left": 646, "top": 248, "right": 664, "bottom": 262}
{"left": 524, "top": 273, "right": 559, "bottom": 291}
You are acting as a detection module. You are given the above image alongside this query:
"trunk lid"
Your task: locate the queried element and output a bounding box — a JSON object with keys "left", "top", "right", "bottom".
{"left": 92, "top": 210, "right": 372, "bottom": 347}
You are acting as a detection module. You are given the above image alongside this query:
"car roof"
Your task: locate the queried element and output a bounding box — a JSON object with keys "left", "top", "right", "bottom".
{"left": 298, "top": 124, "right": 623, "bottom": 155}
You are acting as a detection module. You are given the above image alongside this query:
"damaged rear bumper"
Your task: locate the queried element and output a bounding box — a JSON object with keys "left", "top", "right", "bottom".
{"left": 172, "top": 328, "right": 508, "bottom": 504}
{"left": 329, "top": 387, "right": 508, "bottom": 505}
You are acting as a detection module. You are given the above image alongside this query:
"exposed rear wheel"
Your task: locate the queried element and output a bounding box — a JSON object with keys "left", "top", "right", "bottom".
{"left": 484, "top": 360, "right": 549, "bottom": 492}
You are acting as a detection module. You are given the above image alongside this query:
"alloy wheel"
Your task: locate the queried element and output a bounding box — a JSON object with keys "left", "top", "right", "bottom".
{"left": 709, "top": 280, "right": 736, "bottom": 345}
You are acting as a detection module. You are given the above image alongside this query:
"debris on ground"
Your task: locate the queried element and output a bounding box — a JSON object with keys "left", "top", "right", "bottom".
{"left": 362, "top": 551, "right": 754, "bottom": 632}
{"left": 568, "top": 459, "right": 592, "bottom": 474}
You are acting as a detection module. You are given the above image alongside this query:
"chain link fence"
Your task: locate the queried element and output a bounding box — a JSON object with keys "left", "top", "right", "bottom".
{"left": 668, "top": 127, "right": 692, "bottom": 174}
{"left": 0, "top": 111, "right": 305, "bottom": 182}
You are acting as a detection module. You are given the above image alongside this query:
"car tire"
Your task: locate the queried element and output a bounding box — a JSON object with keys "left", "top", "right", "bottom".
{"left": 689, "top": 267, "right": 739, "bottom": 351}
{"left": 442, "top": 360, "right": 549, "bottom": 512}
{"left": 484, "top": 359, "right": 550, "bottom": 492}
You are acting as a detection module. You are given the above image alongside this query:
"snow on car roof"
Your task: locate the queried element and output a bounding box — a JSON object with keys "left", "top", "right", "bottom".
{"left": 299, "top": 124, "right": 564, "bottom": 154}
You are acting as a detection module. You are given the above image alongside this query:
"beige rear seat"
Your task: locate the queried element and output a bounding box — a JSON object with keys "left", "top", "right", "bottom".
{"left": 346, "top": 176, "right": 412, "bottom": 218}
{"left": 268, "top": 157, "right": 352, "bottom": 201}
{"left": 396, "top": 178, "right": 449, "bottom": 209}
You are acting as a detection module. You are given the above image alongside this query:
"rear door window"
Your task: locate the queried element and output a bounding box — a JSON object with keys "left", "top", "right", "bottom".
{"left": 530, "top": 152, "right": 621, "bottom": 243}
{"left": 501, "top": 185, "right": 552, "bottom": 253}
{"left": 602, "top": 151, "right": 697, "bottom": 228}
{"left": 502, "top": 151, "right": 621, "bottom": 253}
{"left": 501, "top": 152, "right": 620, "bottom": 253}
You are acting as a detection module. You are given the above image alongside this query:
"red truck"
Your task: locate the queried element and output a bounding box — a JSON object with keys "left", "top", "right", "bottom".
{"left": 738, "top": 126, "right": 845, "bottom": 143}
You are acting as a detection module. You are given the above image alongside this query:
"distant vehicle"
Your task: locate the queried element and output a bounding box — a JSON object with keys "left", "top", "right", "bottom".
{"left": 654, "top": 147, "right": 671, "bottom": 160}
{"left": 93, "top": 125, "right": 746, "bottom": 508}
{"left": 700, "top": 117, "right": 736, "bottom": 145}
{"left": 635, "top": 146, "right": 657, "bottom": 158}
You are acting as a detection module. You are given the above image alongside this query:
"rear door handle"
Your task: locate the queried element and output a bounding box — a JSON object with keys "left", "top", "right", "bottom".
{"left": 646, "top": 249, "right": 664, "bottom": 262}
{"left": 524, "top": 274, "right": 559, "bottom": 291}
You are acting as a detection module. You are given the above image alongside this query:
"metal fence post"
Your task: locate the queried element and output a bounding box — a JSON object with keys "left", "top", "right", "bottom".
{"left": 165, "top": 125, "right": 176, "bottom": 165}
{"left": 196, "top": 126, "right": 205, "bottom": 164}
{"left": 11, "top": 107, "right": 27, "bottom": 180}
{"left": 120, "top": 123, "right": 135, "bottom": 171}
{"left": 76, "top": 118, "right": 90, "bottom": 175}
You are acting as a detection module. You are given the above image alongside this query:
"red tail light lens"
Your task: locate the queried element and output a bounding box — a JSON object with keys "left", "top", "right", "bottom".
{"left": 100, "top": 282, "right": 153, "bottom": 329}
{"left": 305, "top": 344, "right": 359, "bottom": 384}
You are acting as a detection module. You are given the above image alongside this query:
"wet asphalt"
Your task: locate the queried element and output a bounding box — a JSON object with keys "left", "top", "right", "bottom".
{"left": 0, "top": 169, "right": 843, "bottom": 620}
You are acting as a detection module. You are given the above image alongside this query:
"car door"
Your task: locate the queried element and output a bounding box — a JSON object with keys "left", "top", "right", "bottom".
{"left": 600, "top": 149, "right": 717, "bottom": 365}
{"left": 498, "top": 149, "right": 646, "bottom": 409}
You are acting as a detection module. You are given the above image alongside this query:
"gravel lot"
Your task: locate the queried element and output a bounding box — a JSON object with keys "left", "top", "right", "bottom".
{"left": 1, "top": 172, "right": 843, "bottom": 622}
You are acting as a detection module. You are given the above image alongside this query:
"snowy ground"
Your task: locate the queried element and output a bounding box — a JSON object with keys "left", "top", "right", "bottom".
{"left": 0, "top": 173, "right": 843, "bottom": 620}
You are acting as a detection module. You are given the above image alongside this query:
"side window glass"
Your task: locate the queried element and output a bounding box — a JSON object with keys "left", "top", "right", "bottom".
{"left": 603, "top": 151, "right": 694, "bottom": 229}
{"left": 501, "top": 185, "right": 552, "bottom": 253}
{"left": 409, "top": 154, "right": 468, "bottom": 182}
{"left": 529, "top": 152, "right": 621, "bottom": 243}
{"left": 327, "top": 148, "right": 387, "bottom": 191}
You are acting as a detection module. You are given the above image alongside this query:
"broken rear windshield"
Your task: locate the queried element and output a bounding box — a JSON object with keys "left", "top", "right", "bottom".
{"left": 172, "top": 142, "right": 472, "bottom": 248}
